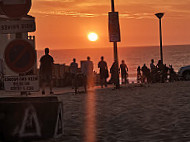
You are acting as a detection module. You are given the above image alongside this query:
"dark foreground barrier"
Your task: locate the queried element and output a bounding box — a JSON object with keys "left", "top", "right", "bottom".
{"left": 0, "top": 96, "right": 64, "bottom": 142}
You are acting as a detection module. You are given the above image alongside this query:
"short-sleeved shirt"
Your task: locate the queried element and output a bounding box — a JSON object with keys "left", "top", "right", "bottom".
{"left": 82, "top": 61, "right": 93, "bottom": 76}
{"left": 150, "top": 63, "right": 156, "bottom": 71}
{"left": 98, "top": 61, "right": 107, "bottom": 73}
{"left": 70, "top": 62, "right": 78, "bottom": 74}
{"left": 120, "top": 63, "right": 128, "bottom": 74}
{"left": 40, "top": 54, "right": 54, "bottom": 75}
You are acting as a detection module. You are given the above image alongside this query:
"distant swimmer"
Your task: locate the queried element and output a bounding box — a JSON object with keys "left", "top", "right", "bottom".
{"left": 98, "top": 56, "right": 108, "bottom": 88}
{"left": 39, "top": 48, "right": 54, "bottom": 95}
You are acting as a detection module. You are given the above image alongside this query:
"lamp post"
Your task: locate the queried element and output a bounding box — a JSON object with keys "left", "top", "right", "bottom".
{"left": 155, "top": 13, "right": 164, "bottom": 64}
{"left": 109, "top": 0, "right": 120, "bottom": 89}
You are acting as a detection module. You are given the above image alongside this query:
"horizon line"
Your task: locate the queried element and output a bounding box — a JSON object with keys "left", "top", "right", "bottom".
{"left": 36, "top": 44, "right": 190, "bottom": 51}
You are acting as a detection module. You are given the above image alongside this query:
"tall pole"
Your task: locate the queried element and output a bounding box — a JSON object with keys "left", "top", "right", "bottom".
{"left": 155, "top": 13, "right": 164, "bottom": 64}
{"left": 159, "top": 18, "right": 163, "bottom": 63}
{"left": 111, "top": 0, "right": 120, "bottom": 89}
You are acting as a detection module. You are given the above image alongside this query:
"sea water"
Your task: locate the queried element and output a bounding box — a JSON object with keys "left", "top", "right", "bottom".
{"left": 37, "top": 45, "right": 190, "bottom": 82}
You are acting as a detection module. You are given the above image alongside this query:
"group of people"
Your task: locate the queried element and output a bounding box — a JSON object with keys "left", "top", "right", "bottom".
{"left": 70, "top": 56, "right": 129, "bottom": 93}
{"left": 39, "top": 48, "right": 129, "bottom": 94}
{"left": 137, "top": 59, "right": 178, "bottom": 84}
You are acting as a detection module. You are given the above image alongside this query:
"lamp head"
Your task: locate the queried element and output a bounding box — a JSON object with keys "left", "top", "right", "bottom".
{"left": 155, "top": 13, "right": 164, "bottom": 19}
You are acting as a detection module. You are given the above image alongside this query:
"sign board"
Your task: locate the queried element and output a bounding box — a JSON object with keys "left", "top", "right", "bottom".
{"left": 4, "top": 39, "right": 36, "bottom": 73}
{"left": 108, "top": 12, "right": 121, "bottom": 42}
{"left": 0, "top": 18, "right": 36, "bottom": 33}
{"left": 0, "top": 0, "right": 31, "bottom": 18}
{"left": 4, "top": 75, "right": 39, "bottom": 92}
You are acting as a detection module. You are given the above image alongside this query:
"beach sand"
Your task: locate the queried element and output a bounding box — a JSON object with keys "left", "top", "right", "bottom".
{"left": 2, "top": 81, "right": 190, "bottom": 142}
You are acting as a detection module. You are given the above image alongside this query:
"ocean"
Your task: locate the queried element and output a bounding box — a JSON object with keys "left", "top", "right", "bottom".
{"left": 37, "top": 45, "right": 190, "bottom": 81}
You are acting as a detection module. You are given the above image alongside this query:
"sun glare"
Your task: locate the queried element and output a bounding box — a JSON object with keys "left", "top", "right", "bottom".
{"left": 88, "top": 32, "right": 98, "bottom": 41}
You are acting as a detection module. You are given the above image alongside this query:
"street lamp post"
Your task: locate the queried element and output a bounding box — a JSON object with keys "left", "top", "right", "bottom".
{"left": 155, "top": 13, "right": 164, "bottom": 64}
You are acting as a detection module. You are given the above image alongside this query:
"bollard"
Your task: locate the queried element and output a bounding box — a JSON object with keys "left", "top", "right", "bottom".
{"left": 0, "top": 96, "right": 64, "bottom": 142}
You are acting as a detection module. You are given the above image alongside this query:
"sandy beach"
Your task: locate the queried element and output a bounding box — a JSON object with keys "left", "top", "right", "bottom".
{"left": 22, "top": 81, "right": 190, "bottom": 142}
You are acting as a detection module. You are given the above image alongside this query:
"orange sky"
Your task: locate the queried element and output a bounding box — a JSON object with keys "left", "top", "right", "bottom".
{"left": 29, "top": 0, "right": 190, "bottom": 50}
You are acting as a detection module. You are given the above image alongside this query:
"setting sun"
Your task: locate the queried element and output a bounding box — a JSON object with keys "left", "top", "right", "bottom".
{"left": 88, "top": 32, "right": 98, "bottom": 41}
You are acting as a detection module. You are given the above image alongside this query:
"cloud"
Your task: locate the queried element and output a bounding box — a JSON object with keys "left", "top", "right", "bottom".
{"left": 30, "top": 0, "right": 190, "bottom": 19}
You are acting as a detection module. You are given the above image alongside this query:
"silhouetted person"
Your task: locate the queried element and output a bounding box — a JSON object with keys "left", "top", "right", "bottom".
{"left": 150, "top": 59, "right": 156, "bottom": 71}
{"left": 169, "top": 64, "right": 177, "bottom": 82}
{"left": 150, "top": 59, "right": 156, "bottom": 83}
{"left": 162, "top": 64, "right": 169, "bottom": 82}
{"left": 98, "top": 56, "right": 108, "bottom": 88}
{"left": 120, "top": 60, "right": 128, "bottom": 84}
{"left": 157, "top": 60, "right": 164, "bottom": 71}
{"left": 137, "top": 66, "right": 141, "bottom": 83}
{"left": 156, "top": 60, "right": 165, "bottom": 82}
{"left": 70, "top": 58, "right": 78, "bottom": 93}
{"left": 82, "top": 56, "right": 94, "bottom": 92}
{"left": 39, "top": 48, "right": 54, "bottom": 95}
{"left": 110, "top": 61, "right": 119, "bottom": 89}
{"left": 141, "top": 64, "right": 151, "bottom": 83}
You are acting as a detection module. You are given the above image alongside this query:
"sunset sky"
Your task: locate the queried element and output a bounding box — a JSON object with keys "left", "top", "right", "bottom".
{"left": 29, "top": 0, "right": 190, "bottom": 50}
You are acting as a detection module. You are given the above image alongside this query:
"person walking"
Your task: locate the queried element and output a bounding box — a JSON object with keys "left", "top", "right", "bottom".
{"left": 120, "top": 60, "right": 128, "bottom": 84}
{"left": 81, "top": 56, "right": 94, "bottom": 92}
{"left": 70, "top": 58, "right": 78, "bottom": 93}
{"left": 39, "top": 48, "right": 54, "bottom": 95}
{"left": 98, "top": 56, "right": 108, "bottom": 88}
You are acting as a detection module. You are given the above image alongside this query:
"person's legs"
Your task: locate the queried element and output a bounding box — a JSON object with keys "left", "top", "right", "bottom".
{"left": 41, "top": 75, "right": 46, "bottom": 95}
{"left": 83, "top": 75, "right": 87, "bottom": 92}
{"left": 49, "top": 80, "right": 53, "bottom": 94}
{"left": 47, "top": 74, "right": 53, "bottom": 94}
{"left": 104, "top": 77, "right": 107, "bottom": 87}
{"left": 100, "top": 74, "right": 103, "bottom": 88}
{"left": 41, "top": 81, "right": 46, "bottom": 95}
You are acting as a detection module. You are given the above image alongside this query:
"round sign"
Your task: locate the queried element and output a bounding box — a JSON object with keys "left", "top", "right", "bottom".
{"left": 0, "top": 0, "right": 31, "bottom": 18}
{"left": 4, "top": 39, "right": 36, "bottom": 73}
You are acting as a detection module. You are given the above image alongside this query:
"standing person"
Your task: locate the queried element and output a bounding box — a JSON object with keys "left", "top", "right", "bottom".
{"left": 98, "top": 56, "right": 108, "bottom": 88}
{"left": 110, "top": 61, "right": 119, "bottom": 89}
{"left": 81, "top": 56, "right": 94, "bottom": 92}
{"left": 120, "top": 60, "right": 128, "bottom": 84}
{"left": 137, "top": 66, "right": 141, "bottom": 83}
{"left": 150, "top": 59, "right": 156, "bottom": 83}
{"left": 150, "top": 59, "right": 156, "bottom": 71}
{"left": 141, "top": 64, "right": 150, "bottom": 83}
{"left": 39, "top": 48, "right": 54, "bottom": 95}
{"left": 70, "top": 58, "right": 78, "bottom": 93}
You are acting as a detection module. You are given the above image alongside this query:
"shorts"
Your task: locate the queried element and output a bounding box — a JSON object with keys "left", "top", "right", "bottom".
{"left": 40, "top": 73, "right": 52, "bottom": 82}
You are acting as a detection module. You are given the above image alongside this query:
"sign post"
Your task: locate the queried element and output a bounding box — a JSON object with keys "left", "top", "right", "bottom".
{"left": 109, "top": 0, "right": 121, "bottom": 89}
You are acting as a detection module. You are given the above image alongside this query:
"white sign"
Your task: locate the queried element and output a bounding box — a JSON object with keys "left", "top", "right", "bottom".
{"left": 3, "top": 0, "right": 25, "bottom": 5}
{"left": 4, "top": 75, "right": 39, "bottom": 92}
{"left": 0, "top": 19, "right": 36, "bottom": 34}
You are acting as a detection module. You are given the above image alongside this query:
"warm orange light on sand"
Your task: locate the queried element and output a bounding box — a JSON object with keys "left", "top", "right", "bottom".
{"left": 88, "top": 32, "right": 98, "bottom": 41}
